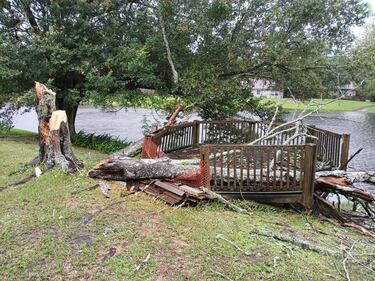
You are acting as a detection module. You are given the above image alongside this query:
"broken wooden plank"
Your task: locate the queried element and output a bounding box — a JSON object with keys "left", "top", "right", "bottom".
{"left": 176, "top": 185, "right": 206, "bottom": 198}
{"left": 153, "top": 180, "right": 186, "bottom": 197}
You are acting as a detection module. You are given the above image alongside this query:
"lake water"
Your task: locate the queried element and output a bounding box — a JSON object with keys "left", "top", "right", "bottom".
{"left": 10, "top": 106, "right": 375, "bottom": 170}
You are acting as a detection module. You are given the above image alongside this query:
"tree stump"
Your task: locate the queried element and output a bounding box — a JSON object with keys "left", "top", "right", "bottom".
{"left": 31, "top": 82, "right": 83, "bottom": 173}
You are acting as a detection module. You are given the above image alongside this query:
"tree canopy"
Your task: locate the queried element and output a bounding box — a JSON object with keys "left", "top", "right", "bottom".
{"left": 349, "top": 23, "right": 375, "bottom": 101}
{"left": 0, "top": 0, "right": 368, "bottom": 130}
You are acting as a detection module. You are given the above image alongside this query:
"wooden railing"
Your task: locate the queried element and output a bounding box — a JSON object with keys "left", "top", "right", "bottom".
{"left": 151, "top": 120, "right": 263, "bottom": 153}
{"left": 200, "top": 144, "right": 317, "bottom": 207}
{"left": 306, "top": 126, "right": 350, "bottom": 169}
{"left": 148, "top": 120, "right": 349, "bottom": 169}
{"left": 152, "top": 122, "right": 196, "bottom": 153}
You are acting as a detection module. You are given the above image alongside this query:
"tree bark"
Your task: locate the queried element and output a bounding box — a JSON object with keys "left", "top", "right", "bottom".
{"left": 88, "top": 156, "right": 199, "bottom": 181}
{"left": 35, "top": 82, "right": 56, "bottom": 163}
{"left": 88, "top": 154, "right": 296, "bottom": 184}
{"left": 65, "top": 104, "right": 78, "bottom": 134}
{"left": 32, "top": 82, "right": 83, "bottom": 173}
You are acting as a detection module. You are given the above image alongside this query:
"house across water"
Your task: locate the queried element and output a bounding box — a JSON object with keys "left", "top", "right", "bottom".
{"left": 250, "top": 80, "right": 284, "bottom": 99}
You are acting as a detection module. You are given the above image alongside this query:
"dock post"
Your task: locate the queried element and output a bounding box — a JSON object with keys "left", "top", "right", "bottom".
{"left": 302, "top": 144, "right": 317, "bottom": 208}
{"left": 192, "top": 120, "right": 200, "bottom": 147}
{"left": 340, "top": 134, "right": 350, "bottom": 171}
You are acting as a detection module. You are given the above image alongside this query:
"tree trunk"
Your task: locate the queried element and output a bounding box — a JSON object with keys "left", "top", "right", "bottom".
{"left": 88, "top": 156, "right": 199, "bottom": 181}
{"left": 35, "top": 82, "right": 56, "bottom": 163}
{"left": 32, "top": 82, "right": 83, "bottom": 173}
{"left": 57, "top": 100, "right": 78, "bottom": 134}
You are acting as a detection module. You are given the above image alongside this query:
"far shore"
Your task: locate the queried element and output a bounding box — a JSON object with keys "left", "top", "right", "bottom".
{"left": 262, "top": 98, "right": 375, "bottom": 113}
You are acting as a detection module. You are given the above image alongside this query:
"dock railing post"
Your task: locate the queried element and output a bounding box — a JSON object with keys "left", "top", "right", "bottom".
{"left": 340, "top": 134, "right": 350, "bottom": 171}
{"left": 192, "top": 120, "right": 200, "bottom": 147}
{"left": 302, "top": 144, "right": 317, "bottom": 208}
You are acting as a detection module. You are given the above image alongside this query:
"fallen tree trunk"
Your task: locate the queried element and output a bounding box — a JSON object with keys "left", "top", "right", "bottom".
{"left": 88, "top": 155, "right": 299, "bottom": 184}
{"left": 88, "top": 156, "right": 199, "bottom": 180}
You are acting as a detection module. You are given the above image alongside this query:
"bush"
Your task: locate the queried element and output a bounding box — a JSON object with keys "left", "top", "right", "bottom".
{"left": 71, "top": 131, "right": 131, "bottom": 154}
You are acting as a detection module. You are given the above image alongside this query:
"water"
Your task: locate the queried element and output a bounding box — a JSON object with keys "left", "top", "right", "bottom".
{"left": 10, "top": 106, "right": 375, "bottom": 170}
{"left": 11, "top": 106, "right": 174, "bottom": 141}
{"left": 286, "top": 111, "right": 375, "bottom": 171}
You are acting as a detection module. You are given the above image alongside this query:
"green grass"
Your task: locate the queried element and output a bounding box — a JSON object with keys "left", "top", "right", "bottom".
{"left": 263, "top": 98, "right": 375, "bottom": 112}
{"left": 1, "top": 129, "right": 375, "bottom": 280}
{"left": 367, "top": 105, "right": 375, "bottom": 114}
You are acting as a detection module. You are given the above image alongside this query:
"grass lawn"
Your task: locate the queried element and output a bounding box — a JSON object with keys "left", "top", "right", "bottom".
{"left": 367, "top": 105, "right": 375, "bottom": 114}
{"left": 1, "top": 129, "right": 375, "bottom": 280}
{"left": 263, "top": 98, "right": 375, "bottom": 112}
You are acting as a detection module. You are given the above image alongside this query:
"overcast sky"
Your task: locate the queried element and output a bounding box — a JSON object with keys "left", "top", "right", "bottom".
{"left": 352, "top": 0, "right": 375, "bottom": 38}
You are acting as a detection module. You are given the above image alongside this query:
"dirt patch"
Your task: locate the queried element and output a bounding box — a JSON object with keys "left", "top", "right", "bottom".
{"left": 133, "top": 211, "right": 165, "bottom": 240}
{"left": 69, "top": 227, "right": 94, "bottom": 246}
{"left": 248, "top": 247, "right": 271, "bottom": 263}
{"left": 29, "top": 227, "right": 61, "bottom": 240}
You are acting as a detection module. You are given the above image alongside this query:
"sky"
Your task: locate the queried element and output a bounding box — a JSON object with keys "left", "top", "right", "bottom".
{"left": 352, "top": 0, "right": 375, "bottom": 38}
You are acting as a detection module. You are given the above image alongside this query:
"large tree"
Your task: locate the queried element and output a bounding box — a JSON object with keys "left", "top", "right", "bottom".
{"left": 349, "top": 23, "right": 375, "bottom": 101}
{"left": 0, "top": 0, "right": 160, "bottom": 132}
{"left": 0, "top": 0, "right": 368, "bottom": 130}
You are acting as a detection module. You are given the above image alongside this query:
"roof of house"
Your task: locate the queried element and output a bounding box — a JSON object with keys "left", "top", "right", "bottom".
{"left": 340, "top": 82, "right": 355, "bottom": 90}
{"left": 252, "top": 79, "right": 281, "bottom": 91}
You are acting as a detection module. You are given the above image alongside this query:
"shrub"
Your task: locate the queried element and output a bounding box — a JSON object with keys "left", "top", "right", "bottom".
{"left": 71, "top": 131, "right": 130, "bottom": 154}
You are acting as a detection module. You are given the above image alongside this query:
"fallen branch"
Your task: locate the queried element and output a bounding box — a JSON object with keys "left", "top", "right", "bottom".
{"left": 0, "top": 166, "right": 52, "bottom": 192}
{"left": 341, "top": 222, "right": 375, "bottom": 239}
{"left": 81, "top": 201, "right": 125, "bottom": 225}
{"left": 342, "top": 243, "right": 355, "bottom": 281}
{"left": 114, "top": 138, "right": 144, "bottom": 157}
{"left": 339, "top": 148, "right": 363, "bottom": 170}
{"left": 210, "top": 268, "right": 233, "bottom": 281}
{"left": 166, "top": 105, "right": 184, "bottom": 125}
{"left": 135, "top": 253, "right": 151, "bottom": 271}
{"left": 251, "top": 228, "right": 341, "bottom": 257}
{"left": 216, "top": 234, "right": 252, "bottom": 256}
{"left": 202, "top": 188, "right": 252, "bottom": 215}
{"left": 71, "top": 184, "right": 100, "bottom": 195}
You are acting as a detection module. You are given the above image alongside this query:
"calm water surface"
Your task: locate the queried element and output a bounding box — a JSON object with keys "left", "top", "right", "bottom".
{"left": 11, "top": 106, "right": 375, "bottom": 170}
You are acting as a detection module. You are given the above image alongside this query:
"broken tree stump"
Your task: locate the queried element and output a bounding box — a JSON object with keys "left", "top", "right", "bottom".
{"left": 30, "top": 82, "right": 83, "bottom": 173}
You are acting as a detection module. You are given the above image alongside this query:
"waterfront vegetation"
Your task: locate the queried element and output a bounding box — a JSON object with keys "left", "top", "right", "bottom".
{"left": 264, "top": 98, "right": 375, "bottom": 113}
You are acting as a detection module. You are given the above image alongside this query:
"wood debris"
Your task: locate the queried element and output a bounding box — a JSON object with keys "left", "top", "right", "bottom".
{"left": 142, "top": 180, "right": 207, "bottom": 205}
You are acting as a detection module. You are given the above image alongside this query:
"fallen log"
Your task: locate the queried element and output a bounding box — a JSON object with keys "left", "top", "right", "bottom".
{"left": 89, "top": 155, "right": 299, "bottom": 185}
{"left": 88, "top": 156, "right": 200, "bottom": 181}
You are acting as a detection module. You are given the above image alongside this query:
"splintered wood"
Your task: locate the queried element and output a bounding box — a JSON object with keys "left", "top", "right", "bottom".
{"left": 142, "top": 180, "right": 206, "bottom": 205}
